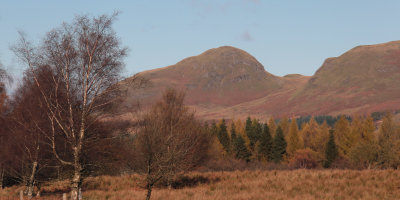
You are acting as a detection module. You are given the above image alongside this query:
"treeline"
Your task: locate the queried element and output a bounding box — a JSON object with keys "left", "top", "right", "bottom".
{"left": 210, "top": 114, "right": 400, "bottom": 169}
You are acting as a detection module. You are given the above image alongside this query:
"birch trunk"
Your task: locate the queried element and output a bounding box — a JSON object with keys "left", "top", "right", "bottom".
{"left": 27, "top": 161, "right": 38, "bottom": 199}
{"left": 71, "top": 146, "right": 82, "bottom": 200}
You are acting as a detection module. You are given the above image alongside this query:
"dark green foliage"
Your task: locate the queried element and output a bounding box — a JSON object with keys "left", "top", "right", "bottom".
{"left": 230, "top": 123, "right": 237, "bottom": 143}
{"left": 210, "top": 121, "right": 218, "bottom": 136}
{"left": 217, "top": 119, "right": 230, "bottom": 153}
{"left": 272, "top": 126, "right": 287, "bottom": 163}
{"left": 295, "top": 115, "right": 352, "bottom": 128}
{"left": 324, "top": 130, "right": 338, "bottom": 168}
{"left": 257, "top": 123, "right": 273, "bottom": 161}
{"left": 233, "top": 134, "right": 251, "bottom": 162}
{"left": 245, "top": 117, "right": 262, "bottom": 150}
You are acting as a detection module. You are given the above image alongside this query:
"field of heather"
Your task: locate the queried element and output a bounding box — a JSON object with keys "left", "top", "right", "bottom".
{"left": 2, "top": 170, "right": 400, "bottom": 200}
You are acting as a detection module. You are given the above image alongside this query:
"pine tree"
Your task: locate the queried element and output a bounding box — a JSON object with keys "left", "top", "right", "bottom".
{"left": 272, "top": 126, "right": 287, "bottom": 163}
{"left": 230, "top": 122, "right": 237, "bottom": 146}
{"left": 245, "top": 117, "right": 256, "bottom": 150}
{"left": 234, "top": 134, "right": 251, "bottom": 162}
{"left": 286, "top": 119, "right": 303, "bottom": 157}
{"left": 217, "top": 119, "right": 230, "bottom": 153}
{"left": 211, "top": 121, "right": 218, "bottom": 136}
{"left": 324, "top": 130, "right": 338, "bottom": 168}
{"left": 258, "top": 123, "right": 273, "bottom": 161}
{"left": 248, "top": 119, "right": 262, "bottom": 150}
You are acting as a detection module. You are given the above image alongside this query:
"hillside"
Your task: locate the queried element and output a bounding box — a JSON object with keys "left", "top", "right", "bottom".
{"left": 118, "top": 46, "right": 284, "bottom": 114}
{"left": 119, "top": 41, "right": 400, "bottom": 120}
{"left": 289, "top": 41, "right": 400, "bottom": 115}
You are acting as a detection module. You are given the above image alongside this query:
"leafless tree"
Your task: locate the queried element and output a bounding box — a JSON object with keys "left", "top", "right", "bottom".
{"left": 12, "top": 13, "right": 127, "bottom": 200}
{"left": 135, "top": 89, "right": 209, "bottom": 200}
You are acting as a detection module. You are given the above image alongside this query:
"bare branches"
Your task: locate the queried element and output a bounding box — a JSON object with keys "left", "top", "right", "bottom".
{"left": 12, "top": 13, "right": 127, "bottom": 200}
{"left": 135, "top": 89, "right": 210, "bottom": 200}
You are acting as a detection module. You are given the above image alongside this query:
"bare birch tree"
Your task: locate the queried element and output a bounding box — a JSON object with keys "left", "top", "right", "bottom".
{"left": 135, "top": 89, "right": 209, "bottom": 200}
{"left": 12, "top": 13, "right": 127, "bottom": 200}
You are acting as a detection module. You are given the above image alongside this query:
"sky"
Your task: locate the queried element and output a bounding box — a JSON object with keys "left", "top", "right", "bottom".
{"left": 2, "top": 0, "right": 400, "bottom": 81}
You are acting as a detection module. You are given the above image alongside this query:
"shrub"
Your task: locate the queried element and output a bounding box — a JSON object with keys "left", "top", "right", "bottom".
{"left": 289, "top": 148, "right": 320, "bottom": 169}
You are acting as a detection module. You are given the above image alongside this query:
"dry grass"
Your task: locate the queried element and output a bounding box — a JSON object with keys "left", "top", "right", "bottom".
{"left": 2, "top": 170, "right": 400, "bottom": 200}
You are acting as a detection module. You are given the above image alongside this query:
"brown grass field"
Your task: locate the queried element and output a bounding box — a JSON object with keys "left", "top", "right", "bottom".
{"left": 2, "top": 169, "right": 400, "bottom": 200}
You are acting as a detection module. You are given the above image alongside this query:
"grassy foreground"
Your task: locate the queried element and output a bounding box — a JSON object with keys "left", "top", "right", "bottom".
{"left": 2, "top": 170, "right": 400, "bottom": 200}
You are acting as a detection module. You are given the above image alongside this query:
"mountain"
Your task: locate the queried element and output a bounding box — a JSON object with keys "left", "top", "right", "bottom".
{"left": 289, "top": 41, "right": 400, "bottom": 115}
{"left": 120, "top": 46, "right": 283, "bottom": 110}
{"left": 118, "top": 42, "right": 400, "bottom": 120}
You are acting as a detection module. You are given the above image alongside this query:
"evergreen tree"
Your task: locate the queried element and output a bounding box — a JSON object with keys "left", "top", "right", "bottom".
{"left": 230, "top": 122, "right": 237, "bottom": 144}
{"left": 211, "top": 121, "right": 218, "bottom": 136}
{"left": 247, "top": 119, "right": 262, "bottom": 150}
{"left": 258, "top": 123, "right": 273, "bottom": 161}
{"left": 286, "top": 119, "right": 303, "bottom": 157}
{"left": 272, "top": 126, "right": 287, "bottom": 163}
{"left": 245, "top": 117, "right": 256, "bottom": 150}
{"left": 324, "top": 130, "right": 338, "bottom": 168}
{"left": 234, "top": 134, "right": 251, "bottom": 162}
{"left": 217, "top": 119, "right": 230, "bottom": 152}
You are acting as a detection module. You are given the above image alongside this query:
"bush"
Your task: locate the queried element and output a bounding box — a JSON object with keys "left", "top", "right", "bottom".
{"left": 289, "top": 148, "right": 320, "bottom": 169}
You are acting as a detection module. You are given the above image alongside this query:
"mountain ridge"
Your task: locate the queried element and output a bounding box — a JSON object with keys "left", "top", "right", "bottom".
{"left": 118, "top": 41, "right": 400, "bottom": 120}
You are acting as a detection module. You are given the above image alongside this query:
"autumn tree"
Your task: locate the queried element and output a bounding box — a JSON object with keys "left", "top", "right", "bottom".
{"left": 268, "top": 117, "right": 277, "bottom": 137}
{"left": 361, "top": 115, "right": 375, "bottom": 142}
{"left": 134, "top": 89, "right": 209, "bottom": 200}
{"left": 300, "top": 118, "right": 320, "bottom": 151}
{"left": 272, "top": 126, "right": 287, "bottom": 163}
{"left": 334, "top": 115, "right": 353, "bottom": 156}
{"left": 0, "top": 61, "right": 11, "bottom": 189}
{"left": 377, "top": 113, "right": 400, "bottom": 168}
{"left": 286, "top": 119, "right": 303, "bottom": 158}
{"left": 12, "top": 13, "right": 127, "bottom": 199}
{"left": 6, "top": 68, "right": 56, "bottom": 198}
{"left": 279, "top": 116, "right": 290, "bottom": 136}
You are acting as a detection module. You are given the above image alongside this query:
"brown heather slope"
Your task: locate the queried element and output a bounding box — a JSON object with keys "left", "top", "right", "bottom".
{"left": 288, "top": 41, "right": 400, "bottom": 116}
{"left": 119, "top": 46, "right": 285, "bottom": 117}
{"left": 119, "top": 41, "right": 400, "bottom": 120}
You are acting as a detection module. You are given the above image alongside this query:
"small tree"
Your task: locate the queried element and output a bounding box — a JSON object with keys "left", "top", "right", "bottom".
{"left": 233, "top": 134, "right": 251, "bottom": 162}
{"left": 135, "top": 89, "right": 209, "bottom": 200}
{"left": 230, "top": 122, "right": 237, "bottom": 143}
{"left": 286, "top": 119, "right": 303, "bottom": 158}
{"left": 217, "top": 119, "right": 230, "bottom": 153}
{"left": 324, "top": 130, "right": 338, "bottom": 168}
{"left": 257, "top": 123, "right": 273, "bottom": 161}
{"left": 272, "top": 126, "right": 287, "bottom": 163}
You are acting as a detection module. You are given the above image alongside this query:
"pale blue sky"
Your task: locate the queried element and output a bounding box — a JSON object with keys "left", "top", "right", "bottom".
{"left": 1, "top": 0, "right": 400, "bottom": 80}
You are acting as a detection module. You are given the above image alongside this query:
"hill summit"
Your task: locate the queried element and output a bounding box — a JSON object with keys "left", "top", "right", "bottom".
{"left": 120, "top": 41, "right": 400, "bottom": 120}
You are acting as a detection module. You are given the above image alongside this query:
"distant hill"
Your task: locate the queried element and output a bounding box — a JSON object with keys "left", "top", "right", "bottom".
{"left": 118, "top": 41, "right": 400, "bottom": 120}
{"left": 289, "top": 41, "right": 400, "bottom": 116}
